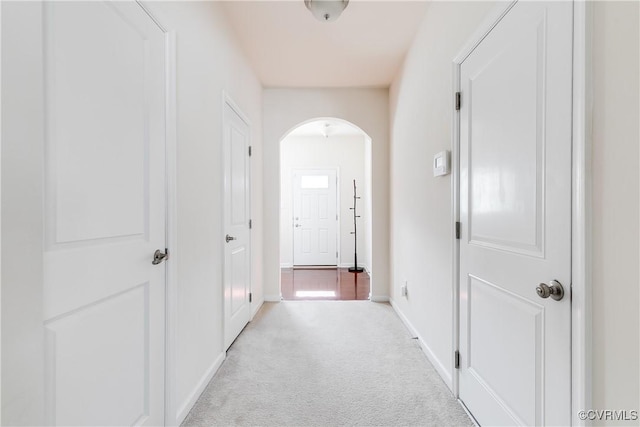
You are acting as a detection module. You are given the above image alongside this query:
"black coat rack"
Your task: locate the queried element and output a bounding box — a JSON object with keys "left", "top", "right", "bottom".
{"left": 349, "top": 180, "right": 364, "bottom": 273}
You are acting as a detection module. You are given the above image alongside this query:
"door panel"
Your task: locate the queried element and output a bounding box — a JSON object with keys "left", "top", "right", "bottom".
{"left": 42, "top": 2, "right": 166, "bottom": 425}
{"left": 223, "top": 101, "right": 251, "bottom": 350}
{"left": 293, "top": 169, "right": 338, "bottom": 266}
{"left": 459, "top": 2, "right": 572, "bottom": 426}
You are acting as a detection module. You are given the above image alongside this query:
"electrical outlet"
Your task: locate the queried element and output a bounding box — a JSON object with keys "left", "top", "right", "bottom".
{"left": 401, "top": 281, "right": 408, "bottom": 297}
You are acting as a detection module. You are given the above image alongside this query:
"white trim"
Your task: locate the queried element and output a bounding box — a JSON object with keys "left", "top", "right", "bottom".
{"left": 264, "top": 294, "right": 282, "bottom": 302}
{"left": 163, "top": 30, "right": 178, "bottom": 427}
{"left": 451, "top": 0, "right": 592, "bottom": 422}
{"left": 390, "top": 299, "right": 453, "bottom": 391}
{"left": 0, "top": 1, "right": 3, "bottom": 418}
{"left": 451, "top": 45, "right": 462, "bottom": 401}
{"left": 223, "top": 91, "right": 252, "bottom": 128}
{"left": 370, "top": 295, "right": 389, "bottom": 303}
{"left": 175, "top": 352, "right": 225, "bottom": 425}
{"left": 338, "top": 263, "right": 369, "bottom": 273}
{"left": 136, "top": 5, "right": 178, "bottom": 424}
{"left": 452, "top": 1, "right": 517, "bottom": 65}
{"left": 571, "top": 1, "right": 593, "bottom": 425}
{"left": 450, "top": 2, "right": 517, "bottom": 399}
{"left": 280, "top": 263, "right": 293, "bottom": 269}
{"left": 251, "top": 299, "right": 264, "bottom": 319}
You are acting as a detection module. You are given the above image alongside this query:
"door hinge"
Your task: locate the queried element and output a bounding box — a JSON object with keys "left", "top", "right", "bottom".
{"left": 248, "top": 146, "right": 252, "bottom": 157}
{"left": 455, "top": 222, "right": 461, "bottom": 239}
{"left": 455, "top": 92, "right": 461, "bottom": 111}
{"left": 249, "top": 219, "right": 252, "bottom": 229}
{"left": 249, "top": 292, "right": 252, "bottom": 303}
{"left": 455, "top": 350, "right": 460, "bottom": 369}
{"left": 336, "top": 251, "right": 338, "bottom": 258}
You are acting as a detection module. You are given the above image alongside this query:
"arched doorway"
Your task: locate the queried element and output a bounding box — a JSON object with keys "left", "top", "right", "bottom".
{"left": 279, "top": 118, "right": 373, "bottom": 300}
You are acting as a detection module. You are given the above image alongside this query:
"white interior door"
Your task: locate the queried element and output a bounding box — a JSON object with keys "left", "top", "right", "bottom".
{"left": 458, "top": 1, "right": 572, "bottom": 425}
{"left": 223, "top": 100, "right": 252, "bottom": 350}
{"left": 42, "top": 2, "right": 167, "bottom": 425}
{"left": 292, "top": 169, "right": 338, "bottom": 266}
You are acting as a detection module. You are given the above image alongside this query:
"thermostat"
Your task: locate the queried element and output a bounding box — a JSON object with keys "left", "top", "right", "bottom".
{"left": 433, "top": 150, "right": 450, "bottom": 177}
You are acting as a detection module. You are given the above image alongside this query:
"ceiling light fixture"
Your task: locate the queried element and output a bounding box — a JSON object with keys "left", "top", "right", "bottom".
{"left": 321, "top": 123, "right": 332, "bottom": 138}
{"left": 304, "top": 0, "right": 349, "bottom": 22}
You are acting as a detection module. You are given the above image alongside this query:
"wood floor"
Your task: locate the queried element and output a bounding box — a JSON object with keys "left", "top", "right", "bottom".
{"left": 281, "top": 268, "right": 370, "bottom": 301}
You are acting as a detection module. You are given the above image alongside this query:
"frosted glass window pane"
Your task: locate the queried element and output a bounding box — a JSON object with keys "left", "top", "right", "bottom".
{"left": 301, "top": 175, "right": 329, "bottom": 189}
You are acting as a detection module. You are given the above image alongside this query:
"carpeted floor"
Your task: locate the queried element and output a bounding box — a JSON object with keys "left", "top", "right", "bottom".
{"left": 182, "top": 301, "right": 473, "bottom": 426}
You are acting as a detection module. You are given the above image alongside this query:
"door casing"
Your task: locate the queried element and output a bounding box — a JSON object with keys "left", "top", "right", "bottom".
{"left": 134, "top": 3, "right": 178, "bottom": 425}
{"left": 451, "top": 1, "right": 592, "bottom": 425}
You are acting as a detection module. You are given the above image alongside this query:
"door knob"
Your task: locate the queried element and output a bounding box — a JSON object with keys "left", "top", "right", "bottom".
{"left": 225, "top": 234, "right": 236, "bottom": 243}
{"left": 536, "top": 280, "right": 564, "bottom": 301}
{"left": 152, "top": 249, "right": 169, "bottom": 265}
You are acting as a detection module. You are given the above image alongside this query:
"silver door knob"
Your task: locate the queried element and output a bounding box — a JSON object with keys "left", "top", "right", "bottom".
{"left": 225, "top": 234, "right": 236, "bottom": 243}
{"left": 536, "top": 280, "right": 564, "bottom": 301}
{"left": 152, "top": 249, "right": 169, "bottom": 265}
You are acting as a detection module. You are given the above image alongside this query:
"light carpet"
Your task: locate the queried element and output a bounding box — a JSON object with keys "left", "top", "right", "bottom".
{"left": 182, "top": 301, "right": 473, "bottom": 426}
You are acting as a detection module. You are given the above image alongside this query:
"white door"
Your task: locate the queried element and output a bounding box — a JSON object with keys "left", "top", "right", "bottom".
{"left": 42, "top": 2, "right": 166, "bottom": 425}
{"left": 292, "top": 169, "right": 338, "bottom": 266}
{"left": 458, "top": 1, "right": 572, "bottom": 426}
{"left": 223, "top": 100, "right": 252, "bottom": 350}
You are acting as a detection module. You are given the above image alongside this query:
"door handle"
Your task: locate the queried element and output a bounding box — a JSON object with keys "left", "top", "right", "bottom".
{"left": 152, "top": 249, "right": 169, "bottom": 265}
{"left": 536, "top": 279, "right": 564, "bottom": 301}
{"left": 225, "top": 234, "right": 236, "bottom": 243}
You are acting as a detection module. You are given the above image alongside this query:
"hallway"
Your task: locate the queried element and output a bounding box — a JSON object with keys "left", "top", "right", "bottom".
{"left": 182, "top": 301, "right": 472, "bottom": 426}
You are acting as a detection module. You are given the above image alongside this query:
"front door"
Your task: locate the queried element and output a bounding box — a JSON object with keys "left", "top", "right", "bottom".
{"left": 223, "top": 100, "right": 252, "bottom": 350}
{"left": 458, "top": 1, "right": 573, "bottom": 425}
{"left": 42, "top": 2, "right": 167, "bottom": 425}
{"left": 292, "top": 169, "right": 338, "bottom": 266}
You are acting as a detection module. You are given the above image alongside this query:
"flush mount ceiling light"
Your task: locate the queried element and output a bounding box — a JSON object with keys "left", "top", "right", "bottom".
{"left": 304, "top": 0, "right": 349, "bottom": 22}
{"left": 321, "top": 122, "right": 333, "bottom": 138}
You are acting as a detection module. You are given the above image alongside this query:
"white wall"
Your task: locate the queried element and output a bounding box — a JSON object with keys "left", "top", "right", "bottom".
{"left": 280, "top": 134, "right": 369, "bottom": 270}
{"left": 388, "top": 1, "right": 496, "bottom": 388}
{"left": 140, "top": 2, "right": 263, "bottom": 424}
{"left": 591, "top": 0, "right": 640, "bottom": 416}
{"left": 263, "top": 89, "right": 389, "bottom": 301}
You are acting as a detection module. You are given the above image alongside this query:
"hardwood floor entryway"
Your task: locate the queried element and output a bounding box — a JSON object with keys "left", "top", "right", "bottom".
{"left": 281, "top": 268, "right": 370, "bottom": 300}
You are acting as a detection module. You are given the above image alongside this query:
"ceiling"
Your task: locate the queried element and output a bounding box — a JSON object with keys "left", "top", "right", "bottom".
{"left": 221, "top": 1, "right": 430, "bottom": 88}
{"left": 286, "top": 119, "right": 366, "bottom": 137}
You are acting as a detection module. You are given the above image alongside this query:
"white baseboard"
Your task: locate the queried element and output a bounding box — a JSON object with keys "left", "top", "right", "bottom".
{"left": 264, "top": 294, "right": 282, "bottom": 302}
{"left": 370, "top": 295, "right": 390, "bottom": 302}
{"left": 338, "top": 263, "right": 369, "bottom": 273}
{"left": 251, "top": 298, "right": 264, "bottom": 319}
{"left": 280, "top": 263, "right": 292, "bottom": 269}
{"left": 175, "top": 352, "right": 225, "bottom": 424}
{"left": 389, "top": 298, "right": 453, "bottom": 391}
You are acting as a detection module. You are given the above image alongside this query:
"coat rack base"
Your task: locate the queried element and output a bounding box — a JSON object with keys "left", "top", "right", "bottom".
{"left": 348, "top": 266, "right": 364, "bottom": 273}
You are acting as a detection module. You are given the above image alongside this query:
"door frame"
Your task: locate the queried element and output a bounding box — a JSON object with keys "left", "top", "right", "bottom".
{"left": 290, "top": 168, "right": 340, "bottom": 267}
{"left": 221, "top": 91, "right": 252, "bottom": 345}
{"left": 135, "top": 2, "right": 178, "bottom": 425}
{"left": 450, "top": 1, "right": 592, "bottom": 425}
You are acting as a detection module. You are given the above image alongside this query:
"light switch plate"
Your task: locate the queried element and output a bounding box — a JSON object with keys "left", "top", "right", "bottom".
{"left": 433, "top": 150, "right": 451, "bottom": 177}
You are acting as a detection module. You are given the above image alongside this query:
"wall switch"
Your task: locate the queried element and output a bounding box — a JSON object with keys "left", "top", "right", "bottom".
{"left": 433, "top": 150, "right": 451, "bottom": 177}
